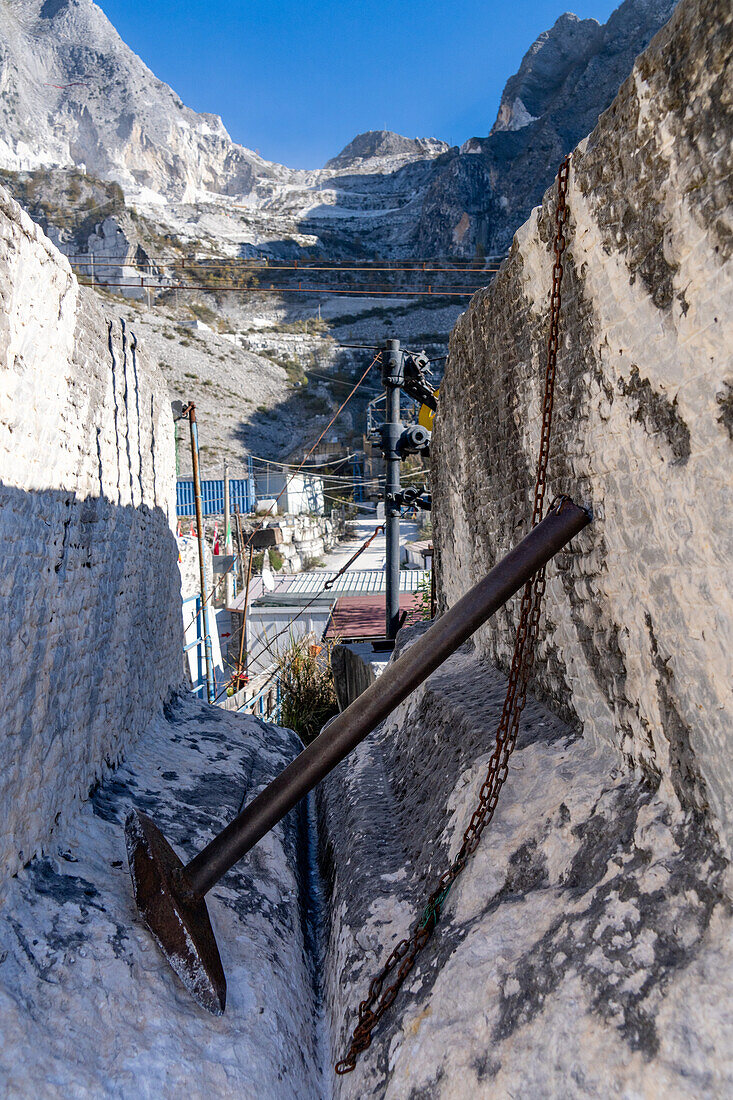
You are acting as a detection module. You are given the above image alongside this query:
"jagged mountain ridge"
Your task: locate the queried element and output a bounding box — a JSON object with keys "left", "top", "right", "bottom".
{"left": 0, "top": 0, "right": 677, "bottom": 258}
{"left": 415, "top": 0, "right": 679, "bottom": 256}
{"left": 324, "top": 131, "right": 449, "bottom": 170}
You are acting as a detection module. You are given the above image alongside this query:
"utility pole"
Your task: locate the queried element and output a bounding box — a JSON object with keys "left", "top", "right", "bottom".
{"left": 223, "top": 463, "right": 233, "bottom": 606}
{"left": 383, "top": 339, "right": 404, "bottom": 640}
{"left": 370, "top": 342, "right": 436, "bottom": 643}
{"left": 188, "top": 404, "right": 215, "bottom": 704}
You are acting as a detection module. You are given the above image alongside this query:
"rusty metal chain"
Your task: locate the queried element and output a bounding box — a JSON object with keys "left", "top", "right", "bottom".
{"left": 335, "top": 154, "right": 572, "bottom": 1076}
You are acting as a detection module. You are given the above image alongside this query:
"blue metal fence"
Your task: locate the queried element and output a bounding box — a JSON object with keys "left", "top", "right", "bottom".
{"left": 176, "top": 477, "right": 255, "bottom": 517}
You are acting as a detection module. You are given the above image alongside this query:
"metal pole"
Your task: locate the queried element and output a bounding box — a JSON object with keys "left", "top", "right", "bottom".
{"left": 223, "top": 464, "right": 233, "bottom": 606}
{"left": 184, "top": 497, "right": 590, "bottom": 896}
{"left": 236, "top": 540, "right": 254, "bottom": 686}
{"left": 235, "top": 505, "right": 246, "bottom": 591}
{"left": 383, "top": 339, "right": 403, "bottom": 640}
{"left": 189, "top": 405, "right": 215, "bottom": 704}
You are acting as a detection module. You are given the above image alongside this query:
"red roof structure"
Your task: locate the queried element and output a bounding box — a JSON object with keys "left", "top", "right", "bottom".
{"left": 324, "top": 594, "right": 423, "bottom": 641}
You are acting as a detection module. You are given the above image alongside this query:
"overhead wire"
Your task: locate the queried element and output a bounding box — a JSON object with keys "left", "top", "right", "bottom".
{"left": 239, "top": 503, "right": 429, "bottom": 684}
{"left": 214, "top": 521, "right": 386, "bottom": 703}
{"left": 244, "top": 449, "right": 361, "bottom": 470}
{"left": 181, "top": 353, "right": 380, "bottom": 637}
{"left": 79, "top": 279, "right": 484, "bottom": 298}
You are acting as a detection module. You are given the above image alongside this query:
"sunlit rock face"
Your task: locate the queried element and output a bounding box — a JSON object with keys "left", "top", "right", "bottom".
{"left": 0, "top": 693, "right": 322, "bottom": 1098}
{"left": 0, "top": 183, "right": 181, "bottom": 879}
{"left": 320, "top": 644, "right": 732, "bottom": 1098}
{"left": 433, "top": 0, "right": 732, "bottom": 843}
{"left": 0, "top": 0, "right": 263, "bottom": 200}
{"left": 0, "top": 0, "right": 678, "bottom": 258}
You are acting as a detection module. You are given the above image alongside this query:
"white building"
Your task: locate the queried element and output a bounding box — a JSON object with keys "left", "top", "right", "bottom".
{"left": 254, "top": 470, "right": 324, "bottom": 515}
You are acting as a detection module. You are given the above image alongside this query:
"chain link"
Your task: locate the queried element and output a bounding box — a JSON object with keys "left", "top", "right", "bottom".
{"left": 335, "top": 154, "right": 572, "bottom": 1076}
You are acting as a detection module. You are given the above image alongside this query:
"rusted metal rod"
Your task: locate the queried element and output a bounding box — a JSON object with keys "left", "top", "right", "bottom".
{"left": 236, "top": 535, "right": 254, "bottom": 684}
{"left": 126, "top": 496, "right": 589, "bottom": 1013}
{"left": 186, "top": 495, "right": 590, "bottom": 894}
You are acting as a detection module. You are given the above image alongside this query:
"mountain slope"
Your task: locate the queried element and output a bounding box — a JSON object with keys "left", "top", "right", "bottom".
{"left": 0, "top": 0, "right": 680, "bottom": 473}
{"left": 0, "top": 0, "right": 678, "bottom": 258}
{"left": 0, "top": 0, "right": 269, "bottom": 199}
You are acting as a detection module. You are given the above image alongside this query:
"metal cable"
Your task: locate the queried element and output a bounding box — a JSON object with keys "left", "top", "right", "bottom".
{"left": 181, "top": 355, "right": 379, "bottom": 638}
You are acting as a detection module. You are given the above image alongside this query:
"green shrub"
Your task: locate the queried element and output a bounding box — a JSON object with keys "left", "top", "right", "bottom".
{"left": 277, "top": 635, "right": 339, "bottom": 744}
{"left": 301, "top": 554, "right": 325, "bottom": 570}
{"left": 415, "top": 573, "right": 433, "bottom": 621}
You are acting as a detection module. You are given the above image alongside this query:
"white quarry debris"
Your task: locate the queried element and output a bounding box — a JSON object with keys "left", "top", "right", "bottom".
{"left": 109, "top": 289, "right": 461, "bottom": 474}
{"left": 0, "top": 693, "right": 323, "bottom": 1099}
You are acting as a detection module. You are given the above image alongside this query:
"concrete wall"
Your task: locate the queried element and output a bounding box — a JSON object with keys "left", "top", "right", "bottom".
{"left": 254, "top": 472, "right": 324, "bottom": 516}
{"left": 0, "top": 185, "right": 182, "bottom": 880}
{"left": 432, "top": 0, "right": 733, "bottom": 848}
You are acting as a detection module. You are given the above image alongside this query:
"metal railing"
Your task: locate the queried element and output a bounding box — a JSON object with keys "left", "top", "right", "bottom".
{"left": 182, "top": 594, "right": 210, "bottom": 699}
{"left": 242, "top": 678, "right": 281, "bottom": 722}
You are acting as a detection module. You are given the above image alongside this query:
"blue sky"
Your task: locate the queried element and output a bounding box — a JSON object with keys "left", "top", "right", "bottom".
{"left": 99, "top": 0, "right": 620, "bottom": 168}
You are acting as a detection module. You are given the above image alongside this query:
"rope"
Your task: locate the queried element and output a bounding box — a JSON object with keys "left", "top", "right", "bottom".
{"left": 335, "top": 153, "right": 572, "bottom": 1075}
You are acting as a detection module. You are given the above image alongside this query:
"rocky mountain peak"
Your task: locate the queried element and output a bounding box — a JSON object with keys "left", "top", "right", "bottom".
{"left": 0, "top": 0, "right": 262, "bottom": 199}
{"left": 419, "top": 0, "right": 679, "bottom": 257}
{"left": 490, "top": 12, "right": 603, "bottom": 134}
{"left": 324, "top": 130, "right": 449, "bottom": 170}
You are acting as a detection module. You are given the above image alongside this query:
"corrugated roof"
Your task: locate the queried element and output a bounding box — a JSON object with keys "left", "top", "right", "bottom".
{"left": 228, "top": 569, "right": 430, "bottom": 611}
{"left": 284, "top": 569, "right": 429, "bottom": 596}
